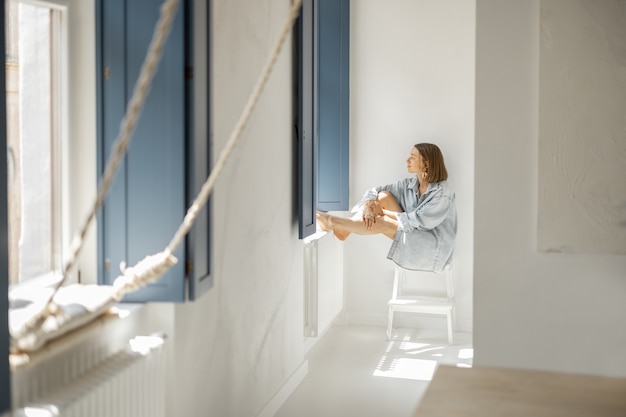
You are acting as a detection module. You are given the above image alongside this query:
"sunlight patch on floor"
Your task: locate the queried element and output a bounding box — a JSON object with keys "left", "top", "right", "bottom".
{"left": 373, "top": 357, "right": 438, "bottom": 381}
{"left": 374, "top": 340, "right": 441, "bottom": 381}
{"left": 373, "top": 336, "right": 474, "bottom": 381}
{"left": 458, "top": 348, "right": 473, "bottom": 359}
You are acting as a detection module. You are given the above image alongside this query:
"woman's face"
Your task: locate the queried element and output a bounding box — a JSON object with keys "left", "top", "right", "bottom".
{"left": 406, "top": 148, "right": 426, "bottom": 174}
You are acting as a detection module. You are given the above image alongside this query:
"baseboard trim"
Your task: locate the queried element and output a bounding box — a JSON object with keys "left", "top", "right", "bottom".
{"left": 255, "top": 360, "right": 308, "bottom": 417}
{"left": 342, "top": 312, "right": 473, "bottom": 333}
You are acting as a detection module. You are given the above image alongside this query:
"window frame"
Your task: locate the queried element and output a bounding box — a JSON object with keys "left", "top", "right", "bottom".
{"left": 1, "top": 1, "right": 75, "bottom": 407}
{"left": 5, "top": 0, "right": 71, "bottom": 288}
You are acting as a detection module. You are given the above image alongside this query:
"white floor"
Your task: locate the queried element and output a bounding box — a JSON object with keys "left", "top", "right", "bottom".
{"left": 275, "top": 325, "right": 473, "bottom": 417}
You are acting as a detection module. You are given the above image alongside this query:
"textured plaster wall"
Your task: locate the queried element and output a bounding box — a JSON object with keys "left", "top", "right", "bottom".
{"left": 475, "top": 0, "right": 626, "bottom": 377}
{"left": 171, "top": 1, "right": 307, "bottom": 416}
{"left": 538, "top": 0, "right": 626, "bottom": 254}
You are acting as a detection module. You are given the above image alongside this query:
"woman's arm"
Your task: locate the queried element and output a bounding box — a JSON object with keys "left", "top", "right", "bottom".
{"left": 381, "top": 209, "right": 398, "bottom": 220}
{"left": 352, "top": 179, "right": 408, "bottom": 229}
{"left": 351, "top": 180, "right": 406, "bottom": 213}
{"left": 351, "top": 187, "right": 381, "bottom": 213}
{"left": 362, "top": 193, "right": 404, "bottom": 229}
{"left": 361, "top": 199, "right": 384, "bottom": 229}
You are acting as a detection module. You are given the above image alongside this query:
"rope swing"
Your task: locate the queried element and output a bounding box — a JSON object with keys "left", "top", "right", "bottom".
{"left": 11, "top": 0, "right": 304, "bottom": 352}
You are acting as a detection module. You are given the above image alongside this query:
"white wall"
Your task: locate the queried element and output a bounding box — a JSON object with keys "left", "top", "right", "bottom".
{"left": 475, "top": 0, "right": 626, "bottom": 377}
{"left": 171, "top": 1, "right": 308, "bottom": 416}
{"left": 344, "top": 0, "right": 475, "bottom": 332}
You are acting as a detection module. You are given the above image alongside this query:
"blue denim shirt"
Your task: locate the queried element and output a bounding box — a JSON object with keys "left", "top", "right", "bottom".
{"left": 352, "top": 177, "right": 457, "bottom": 272}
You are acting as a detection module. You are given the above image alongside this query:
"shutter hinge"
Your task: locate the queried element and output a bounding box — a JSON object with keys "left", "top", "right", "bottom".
{"left": 104, "top": 66, "right": 110, "bottom": 80}
{"left": 186, "top": 261, "right": 194, "bottom": 275}
{"left": 185, "top": 66, "right": 193, "bottom": 80}
{"left": 105, "top": 258, "right": 111, "bottom": 272}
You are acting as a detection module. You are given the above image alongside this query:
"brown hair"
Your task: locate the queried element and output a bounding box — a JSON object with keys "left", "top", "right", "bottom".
{"left": 414, "top": 143, "right": 448, "bottom": 182}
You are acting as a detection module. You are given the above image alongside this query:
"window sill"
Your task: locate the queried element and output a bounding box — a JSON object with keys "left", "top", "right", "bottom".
{"left": 10, "top": 302, "right": 145, "bottom": 371}
{"left": 10, "top": 301, "right": 167, "bottom": 410}
{"left": 304, "top": 230, "right": 328, "bottom": 244}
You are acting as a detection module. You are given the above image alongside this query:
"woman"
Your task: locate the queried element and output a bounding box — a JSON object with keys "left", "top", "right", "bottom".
{"left": 316, "top": 143, "right": 457, "bottom": 272}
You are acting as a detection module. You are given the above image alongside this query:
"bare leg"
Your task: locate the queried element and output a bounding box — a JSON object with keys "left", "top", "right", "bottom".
{"left": 316, "top": 191, "right": 403, "bottom": 241}
{"left": 316, "top": 211, "right": 398, "bottom": 240}
{"left": 376, "top": 191, "right": 403, "bottom": 212}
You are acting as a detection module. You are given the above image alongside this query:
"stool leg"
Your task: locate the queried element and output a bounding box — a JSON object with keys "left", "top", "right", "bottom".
{"left": 446, "top": 311, "right": 454, "bottom": 345}
{"left": 387, "top": 267, "right": 402, "bottom": 340}
{"left": 451, "top": 304, "right": 458, "bottom": 331}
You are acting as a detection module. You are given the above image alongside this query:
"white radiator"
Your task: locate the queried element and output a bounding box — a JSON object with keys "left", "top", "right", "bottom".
{"left": 13, "top": 335, "right": 166, "bottom": 417}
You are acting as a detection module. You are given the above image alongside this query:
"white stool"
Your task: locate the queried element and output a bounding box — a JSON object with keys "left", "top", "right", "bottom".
{"left": 386, "top": 263, "right": 457, "bottom": 344}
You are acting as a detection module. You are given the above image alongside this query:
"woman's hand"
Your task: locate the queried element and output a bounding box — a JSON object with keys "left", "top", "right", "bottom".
{"left": 362, "top": 200, "right": 383, "bottom": 229}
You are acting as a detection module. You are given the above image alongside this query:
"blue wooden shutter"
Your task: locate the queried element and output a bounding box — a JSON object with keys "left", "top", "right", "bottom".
{"left": 98, "top": 0, "right": 127, "bottom": 292}
{"left": 0, "top": 0, "right": 13, "bottom": 410}
{"left": 297, "top": 0, "right": 317, "bottom": 239}
{"left": 298, "top": 0, "right": 350, "bottom": 239}
{"left": 185, "top": 0, "right": 213, "bottom": 300}
{"left": 317, "top": 0, "right": 349, "bottom": 211}
{"left": 98, "top": 0, "right": 186, "bottom": 302}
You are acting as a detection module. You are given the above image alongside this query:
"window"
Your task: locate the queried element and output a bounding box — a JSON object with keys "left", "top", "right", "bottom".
{"left": 0, "top": 1, "right": 212, "bottom": 411}
{"left": 96, "top": 0, "right": 211, "bottom": 301}
{"left": 297, "top": 0, "right": 350, "bottom": 239}
{"left": 5, "top": 0, "right": 66, "bottom": 287}
{"left": 2, "top": 0, "right": 211, "bottom": 300}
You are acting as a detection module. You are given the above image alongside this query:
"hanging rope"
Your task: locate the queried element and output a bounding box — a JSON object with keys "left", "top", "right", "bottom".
{"left": 114, "top": 0, "right": 304, "bottom": 300}
{"left": 166, "top": 0, "right": 303, "bottom": 255}
{"left": 12, "top": 0, "right": 304, "bottom": 344}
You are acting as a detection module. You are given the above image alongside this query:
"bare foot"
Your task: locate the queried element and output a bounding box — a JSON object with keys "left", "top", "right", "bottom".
{"left": 316, "top": 211, "right": 332, "bottom": 232}
{"left": 333, "top": 229, "right": 350, "bottom": 241}
{"left": 316, "top": 212, "right": 350, "bottom": 241}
